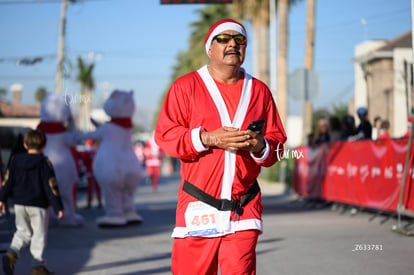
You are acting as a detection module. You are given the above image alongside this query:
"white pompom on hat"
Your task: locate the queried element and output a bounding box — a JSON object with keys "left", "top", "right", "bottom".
{"left": 204, "top": 18, "right": 247, "bottom": 55}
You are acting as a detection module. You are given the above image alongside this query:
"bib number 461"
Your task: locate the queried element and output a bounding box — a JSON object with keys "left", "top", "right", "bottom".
{"left": 191, "top": 214, "right": 216, "bottom": 227}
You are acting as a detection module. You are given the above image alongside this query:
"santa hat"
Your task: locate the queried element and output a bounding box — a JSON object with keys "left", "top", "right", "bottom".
{"left": 204, "top": 18, "right": 247, "bottom": 55}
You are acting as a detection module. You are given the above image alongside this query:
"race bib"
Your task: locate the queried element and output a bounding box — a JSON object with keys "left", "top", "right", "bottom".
{"left": 184, "top": 201, "right": 220, "bottom": 237}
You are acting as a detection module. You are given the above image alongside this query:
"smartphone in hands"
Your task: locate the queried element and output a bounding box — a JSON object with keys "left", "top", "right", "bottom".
{"left": 247, "top": 119, "right": 265, "bottom": 134}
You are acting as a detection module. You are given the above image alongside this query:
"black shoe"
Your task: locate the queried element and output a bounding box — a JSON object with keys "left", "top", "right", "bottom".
{"left": 2, "top": 252, "right": 16, "bottom": 275}
{"left": 31, "top": 265, "right": 55, "bottom": 275}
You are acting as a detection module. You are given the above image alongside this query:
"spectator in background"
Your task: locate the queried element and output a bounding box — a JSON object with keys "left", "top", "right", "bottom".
{"left": 70, "top": 146, "right": 81, "bottom": 209}
{"left": 403, "top": 115, "right": 412, "bottom": 138}
{"left": 144, "top": 135, "right": 162, "bottom": 192}
{"left": 0, "top": 144, "right": 3, "bottom": 183}
{"left": 329, "top": 116, "right": 342, "bottom": 143}
{"left": 314, "top": 118, "right": 330, "bottom": 145}
{"left": 0, "top": 129, "right": 64, "bottom": 275}
{"left": 372, "top": 116, "right": 382, "bottom": 140}
{"left": 378, "top": 120, "right": 391, "bottom": 139}
{"left": 2, "top": 133, "right": 27, "bottom": 189}
{"left": 134, "top": 140, "right": 146, "bottom": 168}
{"left": 307, "top": 133, "right": 315, "bottom": 147}
{"left": 83, "top": 139, "right": 102, "bottom": 209}
{"left": 6, "top": 133, "right": 27, "bottom": 169}
{"left": 356, "top": 107, "right": 372, "bottom": 139}
{"left": 340, "top": 115, "right": 358, "bottom": 141}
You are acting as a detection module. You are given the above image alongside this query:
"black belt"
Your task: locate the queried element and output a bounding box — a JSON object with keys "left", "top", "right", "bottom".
{"left": 183, "top": 180, "right": 260, "bottom": 216}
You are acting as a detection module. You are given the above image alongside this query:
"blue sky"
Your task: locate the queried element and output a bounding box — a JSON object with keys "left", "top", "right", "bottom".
{"left": 296, "top": 0, "right": 411, "bottom": 111}
{"left": 0, "top": 0, "right": 411, "bottom": 125}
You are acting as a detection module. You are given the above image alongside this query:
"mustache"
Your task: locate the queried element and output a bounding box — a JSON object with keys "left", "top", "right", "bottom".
{"left": 224, "top": 50, "right": 241, "bottom": 56}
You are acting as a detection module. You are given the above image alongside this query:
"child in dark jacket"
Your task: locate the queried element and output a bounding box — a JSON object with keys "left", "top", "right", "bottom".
{"left": 0, "top": 129, "right": 64, "bottom": 275}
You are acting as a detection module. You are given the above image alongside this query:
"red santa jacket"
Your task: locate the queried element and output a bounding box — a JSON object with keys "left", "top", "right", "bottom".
{"left": 144, "top": 139, "right": 162, "bottom": 167}
{"left": 155, "top": 66, "right": 287, "bottom": 238}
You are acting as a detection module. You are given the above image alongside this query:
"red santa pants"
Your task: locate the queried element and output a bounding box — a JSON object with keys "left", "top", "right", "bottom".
{"left": 86, "top": 175, "right": 101, "bottom": 205}
{"left": 147, "top": 166, "right": 160, "bottom": 191}
{"left": 171, "top": 229, "right": 259, "bottom": 275}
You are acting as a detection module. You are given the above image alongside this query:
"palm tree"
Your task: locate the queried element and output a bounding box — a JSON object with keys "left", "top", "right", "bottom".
{"left": 232, "top": 0, "right": 269, "bottom": 85}
{"left": 304, "top": 0, "right": 316, "bottom": 139}
{"left": 233, "top": 0, "right": 302, "bottom": 128}
{"left": 173, "top": 5, "right": 229, "bottom": 80}
{"left": 35, "top": 86, "right": 48, "bottom": 104}
{"left": 77, "top": 56, "right": 95, "bottom": 131}
{"left": 277, "top": 0, "right": 289, "bottom": 127}
{"left": 153, "top": 5, "right": 230, "bottom": 127}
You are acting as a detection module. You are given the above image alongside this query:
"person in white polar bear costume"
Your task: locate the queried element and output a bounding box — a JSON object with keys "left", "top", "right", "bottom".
{"left": 85, "top": 90, "right": 143, "bottom": 227}
{"left": 37, "top": 94, "right": 84, "bottom": 226}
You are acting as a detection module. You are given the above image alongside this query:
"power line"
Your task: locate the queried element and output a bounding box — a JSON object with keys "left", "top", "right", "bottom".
{"left": 0, "top": 54, "right": 56, "bottom": 60}
{"left": 322, "top": 8, "right": 408, "bottom": 30}
{"left": 0, "top": 0, "right": 65, "bottom": 5}
{"left": 290, "top": 7, "right": 409, "bottom": 34}
{"left": 0, "top": 54, "right": 56, "bottom": 66}
{"left": 0, "top": 73, "right": 170, "bottom": 80}
{"left": 0, "top": 0, "right": 117, "bottom": 5}
{"left": 325, "top": 81, "right": 354, "bottom": 105}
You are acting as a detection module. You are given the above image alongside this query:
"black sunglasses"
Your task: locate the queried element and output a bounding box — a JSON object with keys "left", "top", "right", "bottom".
{"left": 213, "top": 34, "right": 247, "bottom": 45}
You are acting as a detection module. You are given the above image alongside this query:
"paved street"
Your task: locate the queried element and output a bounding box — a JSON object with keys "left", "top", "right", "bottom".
{"left": 0, "top": 174, "right": 413, "bottom": 275}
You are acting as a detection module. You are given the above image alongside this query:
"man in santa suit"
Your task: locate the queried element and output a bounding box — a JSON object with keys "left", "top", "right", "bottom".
{"left": 155, "top": 19, "right": 287, "bottom": 274}
{"left": 144, "top": 135, "right": 163, "bottom": 192}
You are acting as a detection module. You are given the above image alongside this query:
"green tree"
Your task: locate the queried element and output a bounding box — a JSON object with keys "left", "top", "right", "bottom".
{"left": 232, "top": 0, "right": 302, "bottom": 128}
{"left": 332, "top": 103, "right": 348, "bottom": 119}
{"left": 77, "top": 56, "right": 95, "bottom": 131}
{"left": 232, "top": 0, "right": 270, "bottom": 85}
{"left": 233, "top": 0, "right": 302, "bottom": 186}
{"left": 77, "top": 57, "right": 95, "bottom": 91}
{"left": 153, "top": 4, "right": 230, "bottom": 128}
{"left": 35, "top": 86, "right": 48, "bottom": 103}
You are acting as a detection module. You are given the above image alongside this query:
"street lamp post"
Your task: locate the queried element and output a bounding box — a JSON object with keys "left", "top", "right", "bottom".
{"left": 55, "top": 0, "right": 69, "bottom": 95}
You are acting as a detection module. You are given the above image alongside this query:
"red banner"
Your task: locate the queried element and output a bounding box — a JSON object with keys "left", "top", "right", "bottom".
{"left": 293, "top": 138, "right": 414, "bottom": 213}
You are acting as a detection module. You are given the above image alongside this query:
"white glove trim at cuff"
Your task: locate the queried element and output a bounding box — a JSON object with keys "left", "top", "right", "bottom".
{"left": 191, "top": 127, "right": 209, "bottom": 152}
{"left": 250, "top": 138, "right": 270, "bottom": 162}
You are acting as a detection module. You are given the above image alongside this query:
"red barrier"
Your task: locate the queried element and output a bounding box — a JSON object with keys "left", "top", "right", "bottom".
{"left": 293, "top": 138, "right": 414, "bottom": 212}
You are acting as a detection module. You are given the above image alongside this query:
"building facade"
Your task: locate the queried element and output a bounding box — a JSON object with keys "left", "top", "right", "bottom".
{"left": 0, "top": 83, "right": 40, "bottom": 119}
{"left": 353, "top": 31, "right": 413, "bottom": 137}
